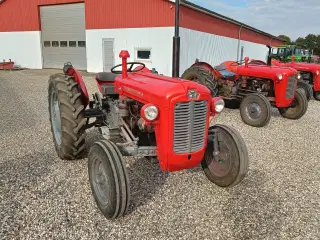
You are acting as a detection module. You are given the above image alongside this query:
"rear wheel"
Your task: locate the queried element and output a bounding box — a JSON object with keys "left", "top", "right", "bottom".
{"left": 297, "top": 81, "right": 312, "bottom": 101}
{"left": 201, "top": 124, "right": 249, "bottom": 187}
{"left": 239, "top": 93, "right": 271, "bottom": 127}
{"left": 181, "top": 66, "right": 218, "bottom": 97}
{"left": 48, "top": 73, "right": 87, "bottom": 160}
{"left": 278, "top": 88, "right": 308, "bottom": 119}
{"left": 88, "top": 140, "right": 130, "bottom": 219}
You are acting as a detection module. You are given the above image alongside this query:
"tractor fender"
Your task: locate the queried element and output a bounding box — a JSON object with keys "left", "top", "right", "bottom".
{"left": 190, "top": 61, "right": 222, "bottom": 79}
{"left": 63, "top": 63, "right": 89, "bottom": 107}
{"left": 191, "top": 61, "right": 215, "bottom": 75}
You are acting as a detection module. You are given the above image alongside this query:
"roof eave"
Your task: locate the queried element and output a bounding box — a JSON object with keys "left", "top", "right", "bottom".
{"left": 180, "top": 0, "right": 285, "bottom": 43}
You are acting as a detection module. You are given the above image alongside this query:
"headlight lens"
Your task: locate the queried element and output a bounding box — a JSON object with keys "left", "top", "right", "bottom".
{"left": 297, "top": 74, "right": 301, "bottom": 80}
{"left": 144, "top": 105, "right": 158, "bottom": 121}
{"left": 277, "top": 73, "right": 283, "bottom": 80}
{"left": 214, "top": 98, "right": 225, "bottom": 113}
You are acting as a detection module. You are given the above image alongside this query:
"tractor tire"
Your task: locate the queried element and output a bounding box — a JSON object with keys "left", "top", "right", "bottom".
{"left": 297, "top": 81, "right": 312, "bottom": 101}
{"left": 181, "top": 66, "right": 218, "bottom": 97}
{"left": 313, "top": 90, "right": 320, "bottom": 101}
{"left": 48, "top": 73, "right": 87, "bottom": 160}
{"left": 88, "top": 140, "right": 130, "bottom": 219}
{"left": 239, "top": 93, "right": 271, "bottom": 127}
{"left": 278, "top": 88, "right": 308, "bottom": 119}
{"left": 201, "top": 124, "right": 249, "bottom": 188}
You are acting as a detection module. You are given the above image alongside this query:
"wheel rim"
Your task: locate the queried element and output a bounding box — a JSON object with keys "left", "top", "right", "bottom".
{"left": 245, "top": 102, "right": 262, "bottom": 119}
{"left": 50, "top": 91, "right": 62, "bottom": 146}
{"left": 92, "top": 156, "right": 111, "bottom": 206}
{"left": 207, "top": 135, "right": 232, "bottom": 178}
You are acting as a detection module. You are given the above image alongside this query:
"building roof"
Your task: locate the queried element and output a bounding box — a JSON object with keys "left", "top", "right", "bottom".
{"left": 181, "top": 0, "right": 284, "bottom": 43}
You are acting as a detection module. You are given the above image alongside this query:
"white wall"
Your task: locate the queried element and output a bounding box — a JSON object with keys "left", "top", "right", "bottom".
{"left": 179, "top": 27, "right": 269, "bottom": 75}
{"left": 86, "top": 27, "right": 174, "bottom": 76}
{"left": 0, "top": 31, "right": 43, "bottom": 69}
{"left": 239, "top": 40, "right": 269, "bottom": 63}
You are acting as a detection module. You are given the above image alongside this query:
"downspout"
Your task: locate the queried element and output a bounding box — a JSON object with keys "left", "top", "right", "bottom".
{"left": 236, "top": 25, "right": 243, "bottom": 61}
{"left": 172, "top": 0, "right": 180, "bottom": 78}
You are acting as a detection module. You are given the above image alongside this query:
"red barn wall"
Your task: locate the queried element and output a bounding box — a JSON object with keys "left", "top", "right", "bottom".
{"left": 0, "top": 0, "right": 84, "bottom": 32}
{"left": 0, "top": 0, "right": 174, "bottom": 32}
{"left": 180, "top": 5, "right": 284, "bottom": 47}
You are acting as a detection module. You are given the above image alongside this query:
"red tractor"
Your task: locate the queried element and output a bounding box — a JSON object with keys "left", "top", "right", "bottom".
{"left": 181, "top": 56, "right": 308, "bottom": 128}
{"left": 250, "top": 45, "right": 320, "bottom": 101}
{"left": 48, "top": 50, "right": 249, "bottom": 219}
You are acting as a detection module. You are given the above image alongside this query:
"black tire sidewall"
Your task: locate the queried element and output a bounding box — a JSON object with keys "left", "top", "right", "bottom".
{"left": 278, "top": 88, "right": 308, "bottom": 119}
{"left": 88, "top": 143, "right": 119, "bottom": 219}
{"left": 201, "top": 125, "right": 249, "bottom": 187}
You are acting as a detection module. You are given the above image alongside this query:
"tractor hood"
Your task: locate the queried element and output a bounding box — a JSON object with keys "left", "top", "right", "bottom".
{"left": 114, "top": 72, "right": 211, "bottom": 108}
{"left": 237, "top": 65, "right": 298, "bottom": 79}
{"left": 285, "top": 62, "right": 320, "bottom": 73}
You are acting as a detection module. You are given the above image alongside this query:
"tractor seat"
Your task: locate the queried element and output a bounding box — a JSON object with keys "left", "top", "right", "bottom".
{"left": 217, "top": 70, "right": 236, "bottom": 78}
{"left": 214, "top": 64, "right": 227, "bottom": 71}
{"left": 95, "top": 72, "right": 118, "bottom": 82}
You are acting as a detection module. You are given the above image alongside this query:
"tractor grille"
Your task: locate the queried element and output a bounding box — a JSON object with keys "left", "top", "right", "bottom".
{"left": 286, "top": 76, "right": 297, "bottom": 99}
{"left": 173, "top": 100, "right": 208, "bottom": 154}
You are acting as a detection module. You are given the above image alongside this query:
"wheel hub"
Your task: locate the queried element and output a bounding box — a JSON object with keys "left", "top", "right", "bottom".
{"left": 209, "top": 143, "right": 231, "bottom": 177}
{"left": 93, "top": 158, "right": 111, "bottom": 206}
{"left": 246, "top": 102, "right": 262, "bottom": 119}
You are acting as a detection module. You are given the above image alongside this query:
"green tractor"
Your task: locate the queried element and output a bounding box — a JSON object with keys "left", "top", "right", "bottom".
{"left": 271, "top": 45, "right": 315, "bottom": 63}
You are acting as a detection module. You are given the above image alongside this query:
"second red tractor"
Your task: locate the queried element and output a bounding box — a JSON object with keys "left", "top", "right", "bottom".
{"left": 181, "top": 56, "right": 308, "bottom": 128}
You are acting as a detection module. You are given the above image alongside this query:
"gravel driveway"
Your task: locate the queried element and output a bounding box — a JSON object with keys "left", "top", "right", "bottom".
{"left": 0, "top": 69, "right": 319, "bottom": 240}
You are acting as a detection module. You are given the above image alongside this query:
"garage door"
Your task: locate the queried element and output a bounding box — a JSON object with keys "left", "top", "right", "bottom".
{"left": 40, "top": 3, "right": 86, "bottom": 70}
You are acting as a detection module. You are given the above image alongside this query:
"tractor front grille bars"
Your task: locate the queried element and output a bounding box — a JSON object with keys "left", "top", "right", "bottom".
{"left": 173, "top": 100, "right": 208, "bottom": 154}
{"left": 286, "top": 76, "right": 297, "bottom": 99}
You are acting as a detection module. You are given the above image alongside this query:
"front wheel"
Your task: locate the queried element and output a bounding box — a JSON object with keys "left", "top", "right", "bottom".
{"left": 297, "top": 81, "right": 312, "bottom": 101}
{"left": 201, "top": 125, "right": 249, "bottom": 188}
{"left": 88, "top": 140, "right": 130, "bottom": 219}
{"left": 239, "top": 93, "right": 271, "bottom": 127}
{"left": 278, "top": 88, "right": 308, "bottom": 119}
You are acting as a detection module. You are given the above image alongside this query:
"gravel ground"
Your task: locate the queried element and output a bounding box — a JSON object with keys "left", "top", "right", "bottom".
{"left": 0, "top": 69, "right": 319, "bottom": 240}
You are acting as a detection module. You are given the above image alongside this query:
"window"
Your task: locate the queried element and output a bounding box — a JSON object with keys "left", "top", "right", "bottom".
{"left": 78, "top": 41, "right": 86, "bottom": 47}
{"left": 69, "top": 41, "right": 77, "bottom": 47}
{"left": 52, "top": 41, "right": 59, "bottom": 47}
{"left": 44, "top": 41, "right": 51, "bottom": 47}
{"left": 137, "top": 50, "right": 151, "bottom": 60}
{"left": 60, "top": 41, "right": 68, "bottom": 47}
{"left": 271, "top": 48, "right": 278, "bottom": 54}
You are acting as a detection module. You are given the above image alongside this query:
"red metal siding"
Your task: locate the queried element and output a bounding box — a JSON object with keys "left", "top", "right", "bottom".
{"left": 180, "top": 6, "right": 239, "bottom": 39}
{"left": 0, "top": 0, "right": 83, "bottom": 32}
{"left": 180, "top": 6, "right": 284, "bottom": 47}
{"left": 0, "top": 0, "right": 174, "bottom": 32}
{"left": 85, "top": 0, "right": 174, "bottom": 29}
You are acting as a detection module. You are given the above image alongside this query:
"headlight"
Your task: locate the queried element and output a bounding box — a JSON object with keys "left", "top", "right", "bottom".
{"left": 316, "top": 70, "right": 319, "bottom": 76}
{"left": 297, "top": 74, "right": 301, "bottom": 80}
{"left": 212, "top": 97, "right": 225, "bottom": 113}
{"left": 277, "top": 73, "right": 283, "bottom": 80}
{"left": 143, "top": 105, "right": 158, "bottom": 121}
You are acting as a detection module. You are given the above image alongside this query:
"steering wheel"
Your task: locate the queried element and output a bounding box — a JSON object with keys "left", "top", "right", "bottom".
{"left": 110, "top": 62, "right": 146, "bottom": 74}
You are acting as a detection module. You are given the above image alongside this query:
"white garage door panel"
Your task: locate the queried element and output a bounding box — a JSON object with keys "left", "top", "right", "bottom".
{"left": 40, "top": 3, "right": 86, "bottom": 70}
